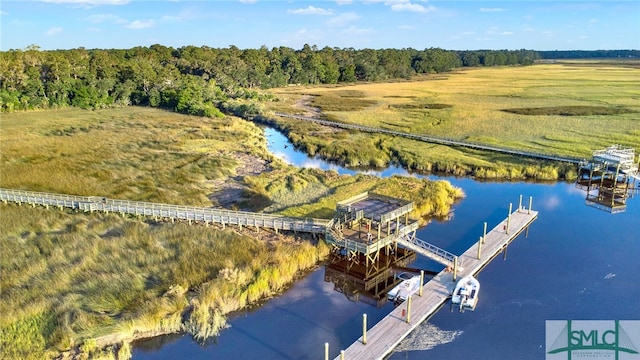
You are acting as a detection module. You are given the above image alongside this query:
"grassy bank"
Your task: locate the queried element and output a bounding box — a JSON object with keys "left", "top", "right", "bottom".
{"left": 1, "top": 107, "right": 464, "bottom": 359}
{"left": 0, "top": 204, "right": 328, "bottom": 359}
{"left": 264, "top": 62, "right": 640, "bottom": 179}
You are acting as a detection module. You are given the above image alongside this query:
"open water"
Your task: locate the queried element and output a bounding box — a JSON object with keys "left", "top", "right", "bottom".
{"left": 133, "top": 128, "right": 639, "bottom": 359}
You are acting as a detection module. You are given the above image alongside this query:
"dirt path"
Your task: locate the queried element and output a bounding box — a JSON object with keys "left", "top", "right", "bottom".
{"left": 207, "top": 152, "right": 268, "bottom": 210}
{"left": 293, "top": 95, "right": 322, "bottom": 118}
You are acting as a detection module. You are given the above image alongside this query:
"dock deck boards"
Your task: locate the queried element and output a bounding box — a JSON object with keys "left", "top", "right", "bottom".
{"left": 335, "top": 208, "right": 538, "bottom": 360}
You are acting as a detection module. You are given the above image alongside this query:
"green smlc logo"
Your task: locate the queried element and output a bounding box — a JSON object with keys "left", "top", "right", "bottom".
{"left": 547, "top": 320, "right": 639, "bottom": 359}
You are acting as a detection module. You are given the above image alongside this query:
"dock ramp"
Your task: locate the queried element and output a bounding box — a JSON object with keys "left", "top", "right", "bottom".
{"left": 396, "top": 234, "right": 457, "bottom": 268}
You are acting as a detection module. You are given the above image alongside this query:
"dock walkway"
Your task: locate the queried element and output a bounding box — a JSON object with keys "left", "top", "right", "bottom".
{"left": 0, "top": 188, "right": 329, "bottom": 233}
{"left": 335, "top": 206, "right": 538, "bottom": 360}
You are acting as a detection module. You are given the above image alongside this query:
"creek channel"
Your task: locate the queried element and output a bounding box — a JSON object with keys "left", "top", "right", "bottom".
{"left": 133, "top": 127, "right": 640, "bottom": 359}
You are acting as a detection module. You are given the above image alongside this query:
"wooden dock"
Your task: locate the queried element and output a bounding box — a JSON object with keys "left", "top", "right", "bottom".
{"left": 334, "top": 205, "right": 538, "bottom": 360}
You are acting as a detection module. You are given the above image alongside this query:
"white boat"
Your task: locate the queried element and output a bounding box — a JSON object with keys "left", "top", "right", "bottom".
{"left": 451, "top": 275, "right": 480, "bottom": 311}
{"left": 387, "top": 272, "right": 421, "bottom": 302}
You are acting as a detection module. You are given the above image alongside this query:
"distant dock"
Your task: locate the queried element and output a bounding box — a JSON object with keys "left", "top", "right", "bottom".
{"left": 332, "top": 200, "right": 538, "bottom": 360}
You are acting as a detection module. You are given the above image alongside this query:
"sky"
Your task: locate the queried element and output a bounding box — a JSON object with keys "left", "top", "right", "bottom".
{"left": 1, "top": 0, "right": 638, "bottom": 51}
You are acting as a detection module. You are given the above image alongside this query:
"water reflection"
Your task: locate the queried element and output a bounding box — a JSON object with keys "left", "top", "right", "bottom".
{"left": 324, "top": 248, "right": 427, "bottom": 308}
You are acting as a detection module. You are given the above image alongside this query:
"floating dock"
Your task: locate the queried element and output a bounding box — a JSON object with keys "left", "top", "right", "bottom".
{"left": 333, "top": 200, "right": 538, "bottom": 360}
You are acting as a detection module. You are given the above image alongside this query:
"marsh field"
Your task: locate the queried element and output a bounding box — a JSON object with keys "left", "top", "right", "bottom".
{"left": 1, "top": 61, "right": 637, "bottom": 359}
{"left": 264, "top": 61, "right": 640, "bottom": 178}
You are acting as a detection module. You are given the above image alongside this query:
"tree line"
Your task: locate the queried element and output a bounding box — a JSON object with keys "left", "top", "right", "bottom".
{"left": 539, "top": 50, "right": 639, "bottom": 59}
{"left": 1, "top": 44, "right": 541, "bottom": 114}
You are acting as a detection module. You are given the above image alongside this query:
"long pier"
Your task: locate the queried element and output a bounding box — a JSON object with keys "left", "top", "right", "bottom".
{"left": 333, "top": 202, "right": 538, "bottom": 360}
{"left": 274, "top": 112, "right": 581, "bottom": 164}
{"left": 0, "top": 188, "right": 329, "bottom": 233}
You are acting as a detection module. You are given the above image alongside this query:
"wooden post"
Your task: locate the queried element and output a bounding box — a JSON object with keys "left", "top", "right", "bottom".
{"left": 340, "top": 350, "right": 345, "bottom": 360}
{"left": 453, "top": 256, "right": 458, "bottom": 282}
{"left": 528, "top": 196, "right": 533, "bottom": 215}
{"left": 419, "top": 270, "right": 424, "bottom": 297}
{"left": 377, "top": 223, "right": 381, "bottom": 240}
{"left": 325, "top": 342, "right": 329, "bottom": 360}
{"left": 482, "top": 222, "right": 487, "bottom": 244}
{"left": 406, "top": 296, "right": 412, "bottom": 324}
{"left": 362, "top": 314, "right": 367, "bottom": 344}
{"left": 519, "top": 194, "right": 523, "bottom": 212}
{"left": 477, "top": 236, "right": 482, "bottom": 259}
{"left": 507, "top": 203, "right": 512, "bottom": 234}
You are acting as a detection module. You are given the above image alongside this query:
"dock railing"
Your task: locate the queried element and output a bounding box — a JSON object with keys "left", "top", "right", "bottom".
{"left": 0, "top": 188, "right": 330, "bottom": 233}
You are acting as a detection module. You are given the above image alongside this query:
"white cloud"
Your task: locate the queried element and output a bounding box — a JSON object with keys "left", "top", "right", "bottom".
{"left": 0, "top": 10, "right": 7, "bottom": 16}
{"left": 45, "top": 26, "right": 63, "bottom": 36}
{"left": 41, "top": 0, "right": 129, "bottom": 5}
{"left": 239, "top": 0, "right": 257, "bottom": 3}
{"left": 479, "top": 8, "right": 505, "bottom": 13}
{"left": 364, "top": 0, "right": 435, "bottom": 13}
{"left": 390, "top": 2, "right": 434, "bottom": 13}
{"left": 85, "top": 13, "right": 126, "bottom": 23}
{"left": 342, "top": 25, "right": 374, "bottom": 35}
{"left": 287, "top": 6, "right": 333, "bottom": 15}
{"left": 126, "top": 19, "right": 155, "bottom": 29}
{"left": 326, "top": 12, "right": 360, "bottom": 27}
{"left": 522, "top": 27, "right": 535, "bottom": 32}
{"left": 335, "top": 0, "right": 352, "bottom": 4}
{"left": 397, "top": 25, "right": 415, "bottom": 30}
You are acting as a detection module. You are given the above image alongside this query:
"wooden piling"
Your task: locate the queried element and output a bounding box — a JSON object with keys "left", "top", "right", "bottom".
{"left": 477, "top": 236, "right": 483, "bottom": 259}
{"left": 453, "top": 256, "right": 458, "bottom": 282}
{"left": 528, "top": 196, "right": 533, "bottom": 215}
{"left": 482, "top": 222, "right": 487, "bottom": 244}
{"left": 507, "top": 203, "right": 512, "bottom": 234}
{"left": 419, "top": 270, "right": 424, "bottom": 297}
{"left": 362, "top": 314, "right": 367, "bottom": 344}
{"left": 325, "top": 342, "right": 329, "bottom": 360}
{"left": 406, "top": 296, "right": 412, "bottom": 324}
{"left": 519, "top": 194, "right": 523, "bottom": 211}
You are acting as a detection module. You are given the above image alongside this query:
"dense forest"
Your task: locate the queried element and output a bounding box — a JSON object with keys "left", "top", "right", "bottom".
{"left": 0, "top": 44, "right": 540, "bottom": 115}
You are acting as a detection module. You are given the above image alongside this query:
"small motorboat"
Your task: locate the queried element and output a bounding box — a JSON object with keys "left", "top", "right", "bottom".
{"left": 451, "top": 275, "right": 480, "bottom": 311}
{"left": 387, "top": 272, "right": 421, "bottom": 302}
